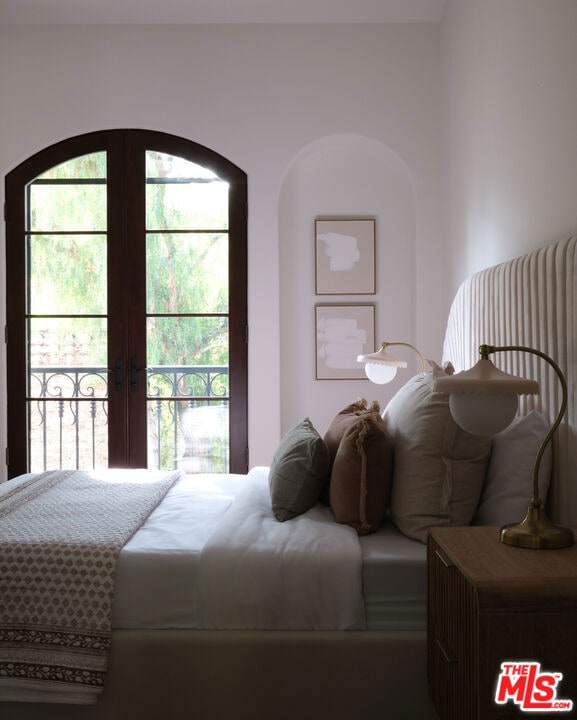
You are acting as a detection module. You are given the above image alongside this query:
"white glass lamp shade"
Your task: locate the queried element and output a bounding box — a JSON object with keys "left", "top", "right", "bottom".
{"left": 364, "top": 362, "right": 399, "bottom": 384}
{"left": 449, "top": 393, "right": 519, "bottom": 436}
{"left": 433, "top": 357, "right": 538, "bottom": 436}
{"left": 357, "top": 346, "right": 407, "bottom": 385}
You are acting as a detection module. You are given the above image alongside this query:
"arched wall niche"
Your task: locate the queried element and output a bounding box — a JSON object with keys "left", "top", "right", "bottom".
{"left": 278, "top": 133, "right": 417, "bottom": 436}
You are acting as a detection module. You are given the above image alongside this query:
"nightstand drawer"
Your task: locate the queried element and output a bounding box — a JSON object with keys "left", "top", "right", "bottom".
{"left": 428, "top": 534, "right": 479, "bottom": 720}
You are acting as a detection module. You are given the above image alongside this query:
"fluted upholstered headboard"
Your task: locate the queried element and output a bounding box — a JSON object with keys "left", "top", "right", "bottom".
{"left": 442, "top": 235, "right": 577, "bottom": 525}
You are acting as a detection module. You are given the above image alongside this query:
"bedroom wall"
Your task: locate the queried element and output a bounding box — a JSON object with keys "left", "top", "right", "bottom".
{"left": 442, "top": 0, "right": 577, "bottom": 300}
{"left": 0, "top": 23, "right": 444, "bottom": 478}
{"left": 279, "top": 135, "right": 419, "bottom": 435}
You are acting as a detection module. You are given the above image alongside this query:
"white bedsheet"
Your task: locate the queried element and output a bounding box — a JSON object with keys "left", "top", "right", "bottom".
{"left": 361, "top": 517, "right": 427, "bottom": 630}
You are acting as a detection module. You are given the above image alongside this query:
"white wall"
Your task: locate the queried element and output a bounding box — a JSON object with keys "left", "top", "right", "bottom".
{"left": 442, "top": 0, "right": 577, "bottom": 300}
{"left": 279, "top": 134, "right": 418, "bottom": 435}
{"left": 0, "top": 23, "right": 444, "bottom": 476}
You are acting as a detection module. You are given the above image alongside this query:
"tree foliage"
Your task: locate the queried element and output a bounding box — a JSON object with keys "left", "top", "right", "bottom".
{"left": 29, "top": 150, "right": 229, "bottom": 369}
{"left": 28, "top": 149, "right": 231, "bottom": 471}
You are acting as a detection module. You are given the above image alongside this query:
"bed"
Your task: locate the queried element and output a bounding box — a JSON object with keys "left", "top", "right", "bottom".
{"left": 2, "top": 234, "right": 576, "bottom": 720}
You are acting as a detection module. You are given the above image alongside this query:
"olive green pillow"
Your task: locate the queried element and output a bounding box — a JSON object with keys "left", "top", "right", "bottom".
{"left": 269, "top": 418, "right": 330, "bottom": 522}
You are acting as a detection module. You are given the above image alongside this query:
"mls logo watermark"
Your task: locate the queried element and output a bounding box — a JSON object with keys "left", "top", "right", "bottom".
{"left": 495, "top": 662, "right": 573, "bottom": 713}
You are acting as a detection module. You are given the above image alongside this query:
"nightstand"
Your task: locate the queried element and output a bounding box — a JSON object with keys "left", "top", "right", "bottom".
{"left": 428, "top": 526, "right": 577, "bottom": 719}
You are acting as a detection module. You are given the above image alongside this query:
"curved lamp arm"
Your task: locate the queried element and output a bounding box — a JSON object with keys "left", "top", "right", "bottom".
{"left": 381, "top": 342, "right": 426, "bottom": 373}
{"left": 481, "top": 344, "right": 567, "bottom": 510}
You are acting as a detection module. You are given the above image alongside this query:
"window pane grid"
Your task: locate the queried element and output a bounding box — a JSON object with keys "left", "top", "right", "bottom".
{"left": 8, "top": 135, "right": 245, "bottom": 478}
{"left": 25, "top": 152, "right": 109, "bottom": 469}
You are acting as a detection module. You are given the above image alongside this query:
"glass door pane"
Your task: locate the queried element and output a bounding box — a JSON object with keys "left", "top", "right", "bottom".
{"left": 26, "top": 152, "right": 108, "bottom": 471}
{"left": 145, "top": 151, "right": 230, "bottom": 472}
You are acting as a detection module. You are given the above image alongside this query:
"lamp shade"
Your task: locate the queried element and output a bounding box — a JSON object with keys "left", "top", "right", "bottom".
{"left": 363, "top": 362, "right": 399, "bottom": 384}
{"left": 448, "top": 393, "right": 519, "bottom": 436}
{"left": 357, "top": 345, "right": 407, "bottom": 385}
{"left": 433, "top": 357, "right": 538, "bottom": 436}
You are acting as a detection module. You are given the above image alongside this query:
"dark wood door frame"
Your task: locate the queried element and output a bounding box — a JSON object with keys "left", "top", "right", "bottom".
{"left": 5, "top": 129, "right": 248, "bottom": 477}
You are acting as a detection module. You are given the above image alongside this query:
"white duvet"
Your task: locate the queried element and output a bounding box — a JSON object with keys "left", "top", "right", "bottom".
{"left": 197, "top": 467, "right": 366, "bottom": 630}
{"left": 111, "top": 470, "right": 245, "bottom": 628}
{"left": 112, "top": 467, "right": 366, "bottom": 631}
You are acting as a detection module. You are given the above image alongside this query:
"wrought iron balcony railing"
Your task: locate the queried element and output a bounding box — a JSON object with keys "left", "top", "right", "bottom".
{"left": 28, "top": 365, "right": 229, "bottom": 473}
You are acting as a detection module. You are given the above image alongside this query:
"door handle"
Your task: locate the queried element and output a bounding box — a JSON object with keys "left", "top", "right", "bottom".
{"left": 111, "top": 358, "right": 123, "bottom": 391}
{"left": 130, "top": 357, "right": 140, "bottom": 392}
{"left": 110, "top": 357, "right": 142, "bottom": 391}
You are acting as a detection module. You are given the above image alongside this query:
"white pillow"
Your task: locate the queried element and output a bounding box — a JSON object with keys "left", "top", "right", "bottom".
{"left": 382, "top": 362, "right": 492, "bottom": 543}
{"left": 474, "top": 411, "right": 552, "bottom": 527}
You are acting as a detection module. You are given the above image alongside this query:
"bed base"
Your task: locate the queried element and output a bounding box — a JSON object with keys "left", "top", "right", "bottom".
{"left": 2, "top": 629, "right": 437, "bottom": 720}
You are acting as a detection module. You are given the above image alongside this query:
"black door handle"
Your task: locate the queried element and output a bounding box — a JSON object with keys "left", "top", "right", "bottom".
{"left": 111, "top": 358, "right": 123, "bottom": 391}
{"left": 130, "top": 357, "right": 139, "bottom": 392}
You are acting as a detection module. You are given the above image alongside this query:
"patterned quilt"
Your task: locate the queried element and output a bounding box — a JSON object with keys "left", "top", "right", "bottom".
{"left": 0, "top": 469, "right": 181, "bottom": 704}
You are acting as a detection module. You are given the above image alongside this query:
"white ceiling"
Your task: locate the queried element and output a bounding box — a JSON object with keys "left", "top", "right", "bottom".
{"left": 0, "top": 0, "right": 446, "bottom": 25}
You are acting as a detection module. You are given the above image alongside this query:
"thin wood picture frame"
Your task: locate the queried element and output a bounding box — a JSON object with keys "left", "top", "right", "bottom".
{"left": 315, "top": 218, "right": 376, "bottom": 295}
{"left": 315, "top": 304, "right": 375, "bottom": 380}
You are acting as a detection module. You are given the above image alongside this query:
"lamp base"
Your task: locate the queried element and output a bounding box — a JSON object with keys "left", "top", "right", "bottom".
{"left": 500, "top": 505, "right": 575, "bottom": 549}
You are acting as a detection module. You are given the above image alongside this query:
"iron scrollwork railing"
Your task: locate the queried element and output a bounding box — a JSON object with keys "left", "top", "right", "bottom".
{"left": 146, "top": 365, "right": 229, "bottom": 473}
{"left": 28, "top": 365, "right": 230, "bottom": 473}
{"left": 28, "top": 366, "right": 108, "bottom": 471}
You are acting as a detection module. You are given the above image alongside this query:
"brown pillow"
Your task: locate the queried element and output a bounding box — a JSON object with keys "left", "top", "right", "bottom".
{"left": 322, "top": 398, "right": 381, "bottom": 504}
{"left": 329, "top": 411, "right": 393, "bottom": 535}
{"left": 324, "top": 398, "right": 376, "bottom": 465}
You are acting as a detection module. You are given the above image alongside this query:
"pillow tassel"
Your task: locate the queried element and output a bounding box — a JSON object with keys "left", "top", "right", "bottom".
{"left": 354, "top": 419, "right": 371, "bottom": 535}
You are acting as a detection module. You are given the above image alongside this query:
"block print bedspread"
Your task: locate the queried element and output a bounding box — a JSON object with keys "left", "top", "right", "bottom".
{"left": 0, "top": 469, "right": 180, "bottom": 704}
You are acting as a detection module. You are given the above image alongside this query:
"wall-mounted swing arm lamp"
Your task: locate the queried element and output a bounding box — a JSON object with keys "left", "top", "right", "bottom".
{"left": 433, "top": 343, "right": 574, "bottom": 550}
{"left": 357, "top": 341, "right": 426, "bottom": 384}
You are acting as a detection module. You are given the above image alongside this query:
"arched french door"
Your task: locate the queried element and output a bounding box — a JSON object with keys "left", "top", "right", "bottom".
{"left": 5, "top": 129, "right": 247, "bottom": 477}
